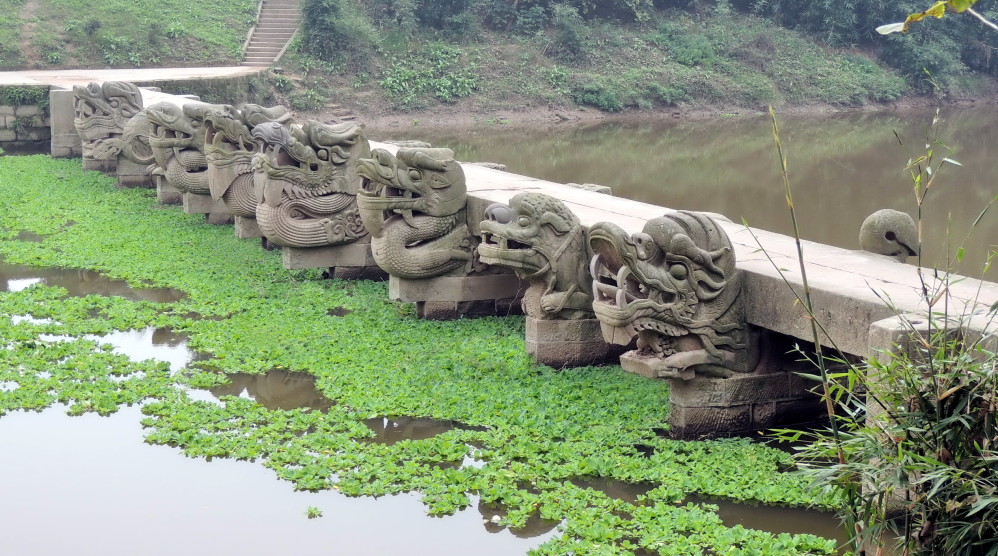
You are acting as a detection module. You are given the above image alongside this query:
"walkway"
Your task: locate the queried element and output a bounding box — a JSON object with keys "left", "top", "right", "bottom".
{"left": 0, "top": 67, "right": 263, "bottom": 88}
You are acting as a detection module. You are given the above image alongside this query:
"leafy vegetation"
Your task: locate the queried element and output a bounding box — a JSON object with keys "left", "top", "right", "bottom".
{"left": 0, "top": 155, "right": 842, "bottom": 553}
{"left": 283, "top": 4, "right": 916, "bottom": 115}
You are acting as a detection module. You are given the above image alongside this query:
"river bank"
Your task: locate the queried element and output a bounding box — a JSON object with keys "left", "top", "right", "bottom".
{"left": 332, "top": 92, "right": 998, "bottom": 135}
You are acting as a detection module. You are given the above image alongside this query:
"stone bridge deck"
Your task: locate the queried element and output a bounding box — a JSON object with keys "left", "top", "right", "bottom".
{"left": 448, "top": 156, "right": 998, "bottom": 359}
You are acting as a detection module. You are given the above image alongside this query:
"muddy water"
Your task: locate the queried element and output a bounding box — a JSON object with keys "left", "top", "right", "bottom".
{"left": 396, "top": 107, "right": 998, "bottom": 278}
{"left": 0, "top": 407, "right": 558, "bottom": 556}
{"left": 0, "top": 260, "right": 186, "bottom": 301}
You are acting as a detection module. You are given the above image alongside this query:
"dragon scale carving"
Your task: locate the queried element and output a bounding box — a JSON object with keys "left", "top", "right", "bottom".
{"left": 589, "top": 211, "right": 756, "bottom": 379}
{"left": 72, "top": 81, "right": 144, "bottom": 162}
{"left": 479, "top": 193, "right": 592, "bottom": 319}
{"left": 356, "top": 148, "right": 474, "bottom": 279}
{"left": 252, "top": 120, "right": 370, "bottom": 248}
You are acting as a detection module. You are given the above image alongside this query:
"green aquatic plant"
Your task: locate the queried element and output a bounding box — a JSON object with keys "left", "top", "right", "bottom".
{"left": 0, "top": 154, "right": 842, "bottom": 554}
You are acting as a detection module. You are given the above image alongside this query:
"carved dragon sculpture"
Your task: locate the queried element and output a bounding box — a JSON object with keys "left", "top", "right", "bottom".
{"left": 72, "top": 81, "right": 144, "bottom": 164}
{"left": 860, "top": 209, "right": 917, "bottom": 262}
{"left": 251, "top": 120, "right": 370, "bottom": 248}
{"left": 203, "top": 104, "right": 291, "bottom": 217}
{"left": 146, "top": 101, "right": 224, "bottom": 195}
{"left": 589, "top": 211, "right": 756, "bottom": 379}
{"left": 355, "top": 147, "right": 474, "bottom": 279}
{"left": 478, "top": 192, "right": 592, "bottom": 319}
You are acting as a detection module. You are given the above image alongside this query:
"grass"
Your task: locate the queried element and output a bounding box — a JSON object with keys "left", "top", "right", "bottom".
{"left": 3, "top": 0, "right": 257, "bottom": 69}
{"left": 0, "top": 154, "right": 844, "bottom": 554}
{"left": 282, "top": 9, "right": 907, "bottom": 117}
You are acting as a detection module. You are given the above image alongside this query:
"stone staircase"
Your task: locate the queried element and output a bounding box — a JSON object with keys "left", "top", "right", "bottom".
{"left": 242, "top": 0, "right": 301, "bottom": 67}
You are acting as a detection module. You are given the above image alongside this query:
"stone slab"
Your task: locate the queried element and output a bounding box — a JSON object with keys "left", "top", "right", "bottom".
{"left": 234, "top": 216, "right": 263, "bottom": 239}
{"left": 156, "top": 177, "right": 182, "bottom": 205}
{"left": 205, "top": 213, "right": 234, "bottom": 226}
{"left": 116, "top": 159, "right": 154, "bottom": 188}
{"left": 182, "top": 192, "right": 229, "bottom": 215}
{"left": 49, "top": 88, "right": 81, "bottom": 158}
{"left": 416, "top": 298, "right": 523, "bottom": 320}
{"left": 281, "top": 241, "right": 377, "bottom": 270}
{"left": 83, "top": 158, "right": 116, "bottom": 174}
{"left": 389, "top": 273, "right": 527, "bottom": 303}
{"left": 666, "top": 372, "right": 823, "bottom": 439}
{"left": 525, "top": 317, "right": 620, "bottom": 367}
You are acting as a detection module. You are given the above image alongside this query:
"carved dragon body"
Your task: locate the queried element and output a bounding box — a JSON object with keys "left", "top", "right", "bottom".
{"left": 73, "top": 81, "right": 144, "bottom": 164}
{"left": 203, "top": 104, "right": 291, "bottom": 217}
{"left": 589, "top": 211, "right": 756, "bottom": 379}
{"left": 478, "top": 193, "right": 592, "bottom": 319}
{"left": 355, "top": 148, "right": 474, "bottom": 279}
{"left": 146, "top": 101, "right": 223, "bottom": 195}
{"left": 251, "top": 120, "right": 370, "bottom": 248}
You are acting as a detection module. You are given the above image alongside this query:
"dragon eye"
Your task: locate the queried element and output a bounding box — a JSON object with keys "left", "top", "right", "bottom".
{"left": 517, "top": 216, "right": 531, "bottom": 227}
{"left": 316, "top": 149, "right": 329, "bottom": 161}
{"left": 408, "top": 169, "right": 422, "bottom": 181}
{"left": 669, "top": 264, "right": 687, "bottom": 280}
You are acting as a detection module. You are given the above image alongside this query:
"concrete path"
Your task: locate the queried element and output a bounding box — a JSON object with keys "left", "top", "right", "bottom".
{"left": 0, "top": 66, "right": 263, "bottom": 87}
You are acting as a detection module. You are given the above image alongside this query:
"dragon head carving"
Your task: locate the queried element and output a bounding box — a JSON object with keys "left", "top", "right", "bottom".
{"left": 73, "top": 81, "right": 143, "bottom": 136}
{"left": 589, "top": 211, "right": 754, "bottom": 378}
{"left": 252, "top": 120, "right": 370, "bottom": 208}
{"left": 72, "top": 81, "right": 144, "bottom": 161}
{"left": 203, "top": 104, "right": 291, "bottom": 201}
{"left": 356, "top": 148, "right": 467, "bottom": 236}
{"left": 145, "top": 101, "right": 225, "bottom": 194}
{"left": 479, "top": 193, "right": 592, "bottom": 319}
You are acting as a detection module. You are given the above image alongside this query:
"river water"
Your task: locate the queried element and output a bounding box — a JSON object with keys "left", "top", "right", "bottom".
{"left": 390, "top": 107, "right": 997, "bottom": 279}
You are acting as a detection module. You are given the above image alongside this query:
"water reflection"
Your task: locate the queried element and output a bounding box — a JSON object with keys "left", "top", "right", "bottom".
{"left": 0, "top": 261, "right": 186, "bottom": 302}
{"left": 364, "top": 416, "right": 485, "bottom": 445}
{"left": 400, "top": 108, "right": 998, "bottom": 277}
{"left": 570, "top": 477, "right": 846, "bottom": 543}
{"left": 206, "top": 369, "right": 335, "bottom": 412}
{"left": 571, "top": 477, "right": 654, "bottom": 505}
{"left": 478, "top": 500, "right": 561, "bottom": 538}
{"left": 0, "top": 406, "right": 557, "bottom": 556}
{"left": 688, "top": 495, "right": 847, "bottom": 546}
{"left": 39, "top": 327, "right": 195, "bottom": 373}
{"left": 15, "top": 230, "right": 44, "bottom": 242}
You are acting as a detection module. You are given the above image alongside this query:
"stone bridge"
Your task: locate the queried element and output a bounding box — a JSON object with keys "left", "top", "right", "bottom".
{"left": 5, "top": 74, "right": 996, "bottom": 438}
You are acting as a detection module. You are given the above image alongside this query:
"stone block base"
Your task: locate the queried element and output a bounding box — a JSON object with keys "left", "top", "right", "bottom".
{"left": 182, "top": 192, "right": 229, "bottom": 216}
{"left": 156, "top": 178, "right": 181, "bottom": 205}
{"left": 51, "top": 145, "right": 82, "bottom": 158}
{"left": 205, "top": 213, "right": 234, "bottom": 226}
{"left": 116, "top": 159, "right": 154, "bottom": 188}
{"left": 390, "top": 272, "right": 527, "bottom": 320}
{"left": 83, "top": 158, "right": 117, "bottom": 174}
{"left": 390, "top": 273, "right": 526, "bottom": 303}
{"left": 526, "top": 317, "right": 621, "bottom": 368}
{"left": 234, "top": 216, "right": 263, "bottom": 239}
{"left": 417, "top": 298, "right": 523, "bottom": 320}
{"left": 280, "top": 241, "right": 383, "bottom": 280}
{"left": 665, "top": 371, "right": 823, "bottom": 439}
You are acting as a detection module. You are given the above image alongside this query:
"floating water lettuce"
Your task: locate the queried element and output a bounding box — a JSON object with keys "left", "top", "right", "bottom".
{"left": 0, "top": 155, "right": 840, "bottom": 554}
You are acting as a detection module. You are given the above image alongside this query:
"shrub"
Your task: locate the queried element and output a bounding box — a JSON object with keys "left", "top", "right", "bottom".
{"left": 549, "top": 3, "right": 591, "bottom": 62}
{"left": 83, "top": 18, "right": 101, "bottom": 37}
{"left": 300, "top": 0, "right": 380, "bottom": 68}
{"left": 569, "top": 77, "right": 623, "bottom": 111}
